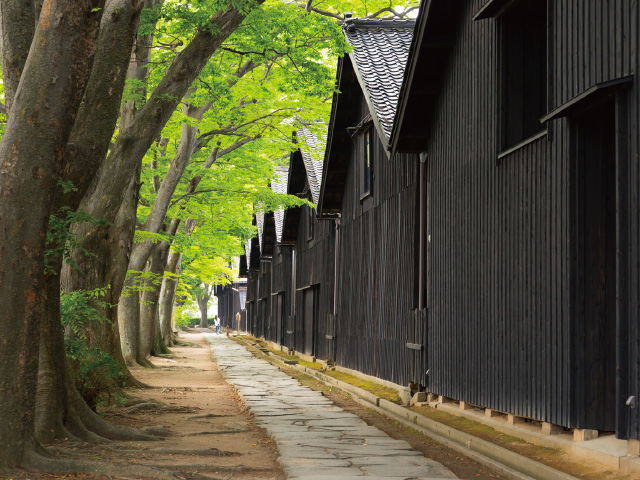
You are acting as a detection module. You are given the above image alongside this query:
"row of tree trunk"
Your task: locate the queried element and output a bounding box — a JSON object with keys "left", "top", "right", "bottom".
{"left": 0, "top": 0, "right": 263, "bottom": 469}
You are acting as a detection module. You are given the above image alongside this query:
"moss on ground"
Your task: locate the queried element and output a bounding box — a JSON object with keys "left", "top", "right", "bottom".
{"left": 233, "top": 336, "right": 637, "bottom": 480}
{"left": 409, "top": 405, "right": 637, "bottom": 480}
{"left": 322, "top": 371, "right": 401, "bottom": 403}
{"left": 298, "top": 360, "right": 324, "bottom": 370}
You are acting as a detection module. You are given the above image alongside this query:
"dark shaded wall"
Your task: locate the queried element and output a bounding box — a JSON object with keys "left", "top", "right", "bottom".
{"left": 417, "top": 0, "right": 639, "bottom": 437}
{"left": 269, "top": 245, "right": 294, "bottom": 346}
{"left": 334, "top": 93, "right": 420, "bottom": 386}
{"left": 215, "top": 284, "right": 246, "bottom": 331}
{"left": 257, "top": 260, "right": 271, "bottom": 339}
{"left": 293, "top": 204, "right": 336, "bottom": 359}
{"left": 245, "top": 270, "right": 259, "bottom": 336}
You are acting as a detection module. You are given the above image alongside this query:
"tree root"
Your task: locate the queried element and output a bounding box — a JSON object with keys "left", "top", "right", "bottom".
{"left": 71, "top": 388, "right": 164, "bottom": 442}
{"left": 146, "top": 463, "right": 272, "bottom": 473}
{"left": 139, "top": 425, "right": 172, "bottom": 437}
{"left": 126, "top": 403, "right": 198, "bottom": 414}
{"left": 136, "top": 356, "right": 158, "bottom": 368}
{"left": 121, "top": 395, "right": 164, "bottom": 408}
{"left": 21, "top": 450, "right": 177, "bottom": 480}
{"left": 65, "top": 410, "right": 110, "bottom": 444}
{"left": 114, "top": 447, "right": 240, "bottom": 456}
{"left": 188, "top": 413, "right": 231, "bottom": 420}
{"left": 184, "top": 427, "right": 248, "bottom": 436}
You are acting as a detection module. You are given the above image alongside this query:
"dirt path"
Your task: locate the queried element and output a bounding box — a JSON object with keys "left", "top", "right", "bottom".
{"left": 6, "top": 331, "right": 284, "bottom": 480}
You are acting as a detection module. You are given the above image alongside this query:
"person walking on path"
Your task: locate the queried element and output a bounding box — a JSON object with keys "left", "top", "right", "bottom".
{"left": 214, "top": 315, "right": 221, "bottom": 334}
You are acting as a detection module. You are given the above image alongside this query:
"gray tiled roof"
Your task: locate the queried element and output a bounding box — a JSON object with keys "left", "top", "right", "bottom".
{"left": 297, "top": 126, "right": 324, "bottom": 205}
{"left": 272, "top": 166, "right": 289, "bottom": 243}
{"left": 245, "top": 238, "right": 251, "bottom": 260}
{"left": 343, "top": 17, "right": 415, "bottom": 141}
{"left": 256, "top": 212, "right": 265, "bottom": 253}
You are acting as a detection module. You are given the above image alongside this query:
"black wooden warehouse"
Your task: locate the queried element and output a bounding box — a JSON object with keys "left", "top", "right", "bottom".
{"left": 318, "top": 16, "right": 420, "bottom": 386}
{"left": 242, "top": 129, "right": 337, "bottom": 360}
{"left": 240, "top": 0, "right": 640, "bottom": 445}
{"left": 215, "top": 280, "right": 247, "bottom": 331}
{"left": 390, "top": 0, "right": 640, "bottom": 440}
{"left": 285, "top": 129, "right": 336, "bottom": 360}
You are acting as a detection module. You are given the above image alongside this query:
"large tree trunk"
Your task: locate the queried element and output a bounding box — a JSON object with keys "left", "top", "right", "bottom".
{"left": 74, "top": 3, "right": 260, "bottom": 364}
{"left": 62, "top": 166, "right": 141, "bottom": 376}
{"left": 0, "top": 0, "right": 37, "bottom": 113}
{"left": 196, "top": 285, "right": 212, "bottom": 329}
{"left": 159, "top": 251, "right": 182, "bottom": 345}
{"left": 197, "top": 293, "right": 209, "bottom": 328}
{"left": 113, "top": 170, "right": 144, "bottom": 366}
{"left": 139, "top": 243, "right": 170, "bottom": 359}
{"left": 0, "top": 0, "right": 103, "bottom": 467}
{"left": 120, "top": 100, "right": 206, "bottom": 362}
{"left": 41, "top": 0, "right": 143, "bottom": 441}
{"left": 35, "top": 264, "right": 72, "bottom": 444}
{"left": 73, "top": 2, "right": 264, "bottom": 243}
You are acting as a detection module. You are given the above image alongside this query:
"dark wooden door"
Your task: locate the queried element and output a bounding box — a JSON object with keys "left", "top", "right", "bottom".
{"left": 575, "top": 99, "right": 617, "bottom": 431}
{"left": 303, "top": 288, "right": 315, "bottom": 355}
{"left": 276, "top": 293, "right": 284, "bottom": 345}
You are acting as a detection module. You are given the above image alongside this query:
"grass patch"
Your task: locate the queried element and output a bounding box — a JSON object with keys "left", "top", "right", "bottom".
{"left": 298, "top": 360, "right": 324, "bottom": 371}
{"left": 407, "top": 405, "right": 632, "bottom": 480}
{"left": 323, "top": 371, "right": 401, "bottom": 403}
{"left": 269, "top": 349, "right": 288, "bottom": 357}
{"left": 411, "top": 405, "right": 542, "bottom": 450}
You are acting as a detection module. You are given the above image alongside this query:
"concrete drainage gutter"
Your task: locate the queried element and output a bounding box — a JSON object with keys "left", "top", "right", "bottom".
{"left": 238, "top": 339, "right": 579, "bottom": 480}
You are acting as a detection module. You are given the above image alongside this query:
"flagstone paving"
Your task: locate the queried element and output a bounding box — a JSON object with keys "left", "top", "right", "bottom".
{"left": 203, "top": 333, "right": 458, "bottom": 480}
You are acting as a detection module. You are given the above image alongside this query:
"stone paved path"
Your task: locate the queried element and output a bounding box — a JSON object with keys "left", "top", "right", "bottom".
{"left": 203, "top": 333, "right": 458, "bottom": 480}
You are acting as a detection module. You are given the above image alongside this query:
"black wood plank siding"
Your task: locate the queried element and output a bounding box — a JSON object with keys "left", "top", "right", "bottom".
{"left": 415, "top": 0, "right": 639, "bottom": 436}
{"left": 335, "top": 93, "right": 420, "bottom": 386}
{"left": 293, "top": 204, "right": 336, "bottom": 358}
{"left": 268, "top": 245, "right": 293, "bottom": 346}
{"left": 216, "top": 285, "right": 246, "bottom": 331}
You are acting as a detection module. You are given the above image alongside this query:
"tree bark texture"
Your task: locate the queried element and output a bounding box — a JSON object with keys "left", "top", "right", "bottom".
{"left": 35, "top": 264, "right": 71, "bottom": 444}
{"left": 120, "top": 101, "right": 206, "bottom": 362}
{"left": 197, "top": 293, "right": 209, "bottom": 328}
{"left": 38, "top": 0, "right": 142, "bottom": 441}
{"left": 0, "top": 0, "right": 35, "bottom": 112}
{"left": 0, "top": 0, "right": 103, "bottom": 467}
{"left": 159, "top": 251, "right": 181, "bottom": 345}
{"left": 112, "top": 170, "right": 143, "bottom": 366}
{"left": 197, "top": 284, "right": 213, "bottom": 329}
{"left": 73, "top": 3, "right": 260, "bottom": 366}
{"left": 139, "top": 243, "right": 170, "bottom": 359}
{"left": 60, "top": 0, "right": 142, "bottom": 210}
{"left": 75, "top": 2, "right": 263, "bottom": 242}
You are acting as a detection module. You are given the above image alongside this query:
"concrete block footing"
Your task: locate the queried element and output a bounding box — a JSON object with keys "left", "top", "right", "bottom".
{"left": 459, "top": 401, "right": 474, "bottom": 411}
{"left": 438, "top": 395, "right": 453, "bottom": 404}
{"left": 410, "top": 392, "right": 427, "bottom": 405}
{"left": 628, "top": 439, "right": 640, "bottom": 456}
{"left": 542, "top": 422, "right": 563, "bottom": 435}
{"left": 427, "top": 393, "right": 439, "bottom": 403}
{"left": 573, "top": 429, "right": 598, "bottom": 442}
{"left": 485, "top": 408, "right": 502, "bottom": 418}
{"left": 507, "top": 414, "right": 526, "bottom": 425}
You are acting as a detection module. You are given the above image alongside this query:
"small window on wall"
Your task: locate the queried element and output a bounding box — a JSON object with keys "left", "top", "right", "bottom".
{"left": 500, "top": 0, "right": 547, "bottom": 150}
{"left": 362, "top": 127, "right": 373, "bottom": 197}
{"left": 306, "top": 206, "right": 315, "bottom": 241}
